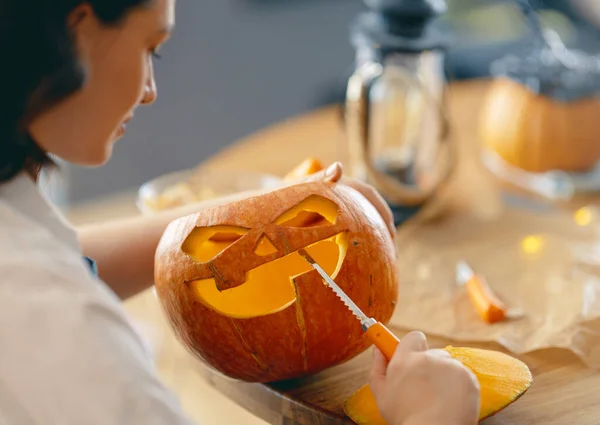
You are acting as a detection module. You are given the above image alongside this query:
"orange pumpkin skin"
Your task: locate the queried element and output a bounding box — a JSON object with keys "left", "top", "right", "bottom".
{"left": 480, "top": 77, "right": 600, "bottom": 173}
{"left": 154, "top": 181, "right": 398, "bottom": 382}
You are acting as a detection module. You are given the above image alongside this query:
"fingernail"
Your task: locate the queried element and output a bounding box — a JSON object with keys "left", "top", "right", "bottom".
{"left": 325, "top": 162, "right": 338, "bottom": 179}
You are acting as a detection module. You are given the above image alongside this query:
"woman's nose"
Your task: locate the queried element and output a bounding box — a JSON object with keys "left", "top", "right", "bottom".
{"left": 141, "top": 61, "right": 158, "bottom": 105}
{"left": 141, "top": 77, "right": 157, "bottom": 105}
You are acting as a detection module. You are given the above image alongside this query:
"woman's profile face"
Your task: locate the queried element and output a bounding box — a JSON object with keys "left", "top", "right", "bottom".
{"left": 28, "top": 0, "right": 175, "bottom": 167}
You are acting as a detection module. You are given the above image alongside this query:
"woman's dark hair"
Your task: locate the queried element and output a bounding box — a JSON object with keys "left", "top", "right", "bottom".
{"left": 0, "top": 0, "right": 152, "bottom": 183}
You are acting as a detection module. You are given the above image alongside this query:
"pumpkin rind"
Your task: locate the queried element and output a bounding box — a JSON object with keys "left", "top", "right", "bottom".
{"left": 154, "top": 181, "right": 398, "bottom": 382}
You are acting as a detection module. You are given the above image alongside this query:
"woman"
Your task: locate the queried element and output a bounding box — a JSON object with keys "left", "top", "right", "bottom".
{"left": 0, "top": 1, "right": 480, "bottom": 424}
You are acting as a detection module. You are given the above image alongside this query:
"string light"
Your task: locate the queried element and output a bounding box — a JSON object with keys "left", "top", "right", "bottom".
{"left": 574, "top": 207, "right": 593, "bottom": 227}
{"left": 521, "top": 235, "right": 544, "bottom": 255}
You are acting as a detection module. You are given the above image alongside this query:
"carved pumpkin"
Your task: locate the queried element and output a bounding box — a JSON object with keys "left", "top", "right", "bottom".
{"left": 154, "top": 181, "right": 398, "bottom": 382}
{"left": 343, "top": 346, "right": 533, "bottom": 424}
{"left": 480, "top": 77, "right": 600, "bottom": 173}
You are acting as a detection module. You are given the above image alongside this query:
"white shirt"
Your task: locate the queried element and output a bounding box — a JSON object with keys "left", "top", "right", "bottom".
{"left": 0, "top": 173, "right": 194, "bottom": 425}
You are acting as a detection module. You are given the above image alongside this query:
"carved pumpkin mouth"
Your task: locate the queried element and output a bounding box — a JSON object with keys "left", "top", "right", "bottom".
{"left": 188, "top": 231, "right": 349, "bottom": 318}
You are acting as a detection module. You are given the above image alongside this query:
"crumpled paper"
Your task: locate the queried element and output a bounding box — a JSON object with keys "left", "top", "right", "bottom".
{"left": 389, "top": 204, "right": 600, "bottom": 369}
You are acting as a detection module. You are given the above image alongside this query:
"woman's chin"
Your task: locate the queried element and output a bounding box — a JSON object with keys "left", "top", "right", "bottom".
{"left": 61, "top": 141, "right": 115, "bottom": 168}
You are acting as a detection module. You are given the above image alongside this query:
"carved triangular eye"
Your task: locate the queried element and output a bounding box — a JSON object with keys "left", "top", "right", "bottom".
{"left": 254, "top": 234, "right": 279, "bottom": 256}
{"left": 182, "top": 225, "right": 249, "bottom": 263}
{"left": 274, "top": 195, "right": 338, "bottom": 227}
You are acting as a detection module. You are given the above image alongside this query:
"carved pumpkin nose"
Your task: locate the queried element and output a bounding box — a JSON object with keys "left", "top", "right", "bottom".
{"left": 253, "top": 233, "right": 280, "bottom": 257}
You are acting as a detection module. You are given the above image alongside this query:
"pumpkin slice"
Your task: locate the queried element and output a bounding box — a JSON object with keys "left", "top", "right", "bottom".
{"left": 344, "top": 385, "right": 387, "bottom": 425}
{"left": 284, "top": 158, "right": 324, "bottom": 181}
{"left": 445, "top": 346, "right": 533, "bottom": 419}
{"left": 343, "top": 346, "right": 533, "bottom": 424}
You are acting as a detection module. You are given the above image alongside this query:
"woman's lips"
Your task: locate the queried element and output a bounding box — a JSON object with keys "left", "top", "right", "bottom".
{"left": 116, "top": 123, "right": 126, "bottom": 137}
{"left": 116, "top": 116, "right": 133, "bottom": 137}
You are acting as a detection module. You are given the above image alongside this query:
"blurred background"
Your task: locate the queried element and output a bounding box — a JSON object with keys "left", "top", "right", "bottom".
{"left": 47, "top": 0, "right": 600, "bottom": 209}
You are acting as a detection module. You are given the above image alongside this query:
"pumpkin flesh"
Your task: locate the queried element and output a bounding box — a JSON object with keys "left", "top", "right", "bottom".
{"left": 188, "top": 232, "right": 348, "bottom": 318}
{"left": 343, "top": 346, "right": 533, "bottom": 424}
{"left": 183, "top": 194, "right": 348, "bottom": 318}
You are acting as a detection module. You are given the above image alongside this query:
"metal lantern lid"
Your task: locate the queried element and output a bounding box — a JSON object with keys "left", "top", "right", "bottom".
{"left": 491, "top": 0, "right": 600, "bottom": 102}
{"left": 350, "top": 0, "right": 451, "bottom": 57}
{"left": 490, "top": 33, "right": 600, "bottom": 103}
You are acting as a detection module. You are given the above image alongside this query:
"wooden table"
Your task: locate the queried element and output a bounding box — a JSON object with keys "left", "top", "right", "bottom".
{"left": 184, "top": 79, "right": 600, "bottom": 424}
{"left": 68, "top": 79, "right": 600, "bottom": 425}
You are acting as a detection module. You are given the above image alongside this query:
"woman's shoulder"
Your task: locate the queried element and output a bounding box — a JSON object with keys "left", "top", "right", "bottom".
{"left": 0, "top": 196, "right": 82, "bottom": 262}
{"left": 0, "top": 203, "right": 194, "bottom": 425}
{"left": 0, "top": 198, "right": 154, "bottom": 378}
{"left": 0, "top": 198, "right": 115, "bottom": 303}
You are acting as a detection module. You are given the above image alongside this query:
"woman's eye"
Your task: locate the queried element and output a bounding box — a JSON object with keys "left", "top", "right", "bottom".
{"left": 150, "top": 49, "right": 162, "bottom": 60}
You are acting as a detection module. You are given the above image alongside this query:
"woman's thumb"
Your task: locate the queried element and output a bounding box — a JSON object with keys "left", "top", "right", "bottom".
{"left": 303, "top": 161, "right": 343, "bottom": 183}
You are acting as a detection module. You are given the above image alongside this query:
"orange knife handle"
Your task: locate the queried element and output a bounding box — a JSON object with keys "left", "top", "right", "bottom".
{"left": 365, "top": 321, "right": 400, "bottom": 361}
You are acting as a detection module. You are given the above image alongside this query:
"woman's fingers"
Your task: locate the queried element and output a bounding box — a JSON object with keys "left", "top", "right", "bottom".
{"left": 286, "top": 161, "right": 396, "bottom": 239}
{"left": 395, "top": 331, "right": 429, "bottom": 358}
{"left": 370, "top": 331, "right": 430, "bottom": 397}
{"left": 301, "top": 161, "right": 343, "bottom": 184}
{"left": 369, "top": 347, "right": 390, "bottom": 398}
{"left": 426, "top": 348, "right": 452, "bottom": 359}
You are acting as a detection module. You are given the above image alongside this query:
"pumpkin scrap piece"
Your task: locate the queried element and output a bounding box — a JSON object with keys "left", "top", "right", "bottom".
{"left": 283, "top": 157, "right": 324, "bottom": 181}
{"left": 343, "top": 346, "right": 533, "bottom": 424}
{"left": 457, "top": 261, "right": 506, "bottom": 324}
{"left": 465, "top": 275, "right": 506, "bottom": 324}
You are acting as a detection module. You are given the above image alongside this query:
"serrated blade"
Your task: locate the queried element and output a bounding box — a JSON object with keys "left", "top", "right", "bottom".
{"left": 456, "top": 260, "right": 474, "bottom": 286}
{"left": 298, "top": 248, "right": 369, "bottom": 326}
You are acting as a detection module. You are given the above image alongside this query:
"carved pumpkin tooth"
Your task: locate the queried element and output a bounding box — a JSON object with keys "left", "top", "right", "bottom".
{"left": 254, "top": 234, "right": 279, "bottom": 256}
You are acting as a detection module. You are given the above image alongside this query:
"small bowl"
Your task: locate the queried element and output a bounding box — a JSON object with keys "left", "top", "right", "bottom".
{"left": 137, "top": 168, "right": 283, "bottom": 214}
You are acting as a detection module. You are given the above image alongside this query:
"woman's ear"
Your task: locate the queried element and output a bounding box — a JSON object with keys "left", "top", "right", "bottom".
{"left": 66, "top": 3, "right": 101, "bottom": 65}
{"left": 67, "top": 3, "right": 94, "bottom": 30}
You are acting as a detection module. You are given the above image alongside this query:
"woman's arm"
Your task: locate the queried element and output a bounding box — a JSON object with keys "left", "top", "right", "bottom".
{"left": 77, "top": 162, "right": 395, "bottom": 301}
{"left": 77, "top": 188, "right": 263, "bottom": 300}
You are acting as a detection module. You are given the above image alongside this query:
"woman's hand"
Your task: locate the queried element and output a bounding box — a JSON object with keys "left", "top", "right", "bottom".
{"left": 296, "top": 161, "right": 396, "bottom": 239}
{"left": 368, "top": 331, "right": 480, "bottom": 425}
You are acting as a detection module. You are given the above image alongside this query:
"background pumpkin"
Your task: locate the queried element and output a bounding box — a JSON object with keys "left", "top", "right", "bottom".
{"left": 154, "top": 180, "right": 398, "bottom": 382}
{"left": 480, "top": 77, "right": 600, "bottom": 174}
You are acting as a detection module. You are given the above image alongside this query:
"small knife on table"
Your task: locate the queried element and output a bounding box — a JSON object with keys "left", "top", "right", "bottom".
{"left": 298, "top": 248, "right": 400, "bottom": 360}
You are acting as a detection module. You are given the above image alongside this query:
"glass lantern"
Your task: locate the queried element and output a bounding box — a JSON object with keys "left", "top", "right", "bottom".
{"left": 345, "top": 0, "right": 454, "bottom": 225}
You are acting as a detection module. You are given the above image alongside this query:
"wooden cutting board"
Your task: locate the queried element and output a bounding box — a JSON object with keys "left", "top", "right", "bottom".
{"left": 193, "top": 328, "right": 600, "bottom": 424}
